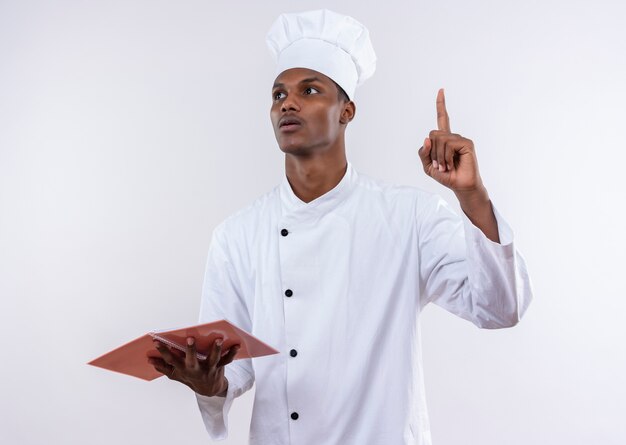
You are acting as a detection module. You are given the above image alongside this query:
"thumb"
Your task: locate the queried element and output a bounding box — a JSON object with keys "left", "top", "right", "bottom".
{"left": 418, "top": 137, "right": 433, "bottom": 173}
{"left": 217, "top": 345, "right": 240, "bottom": 368}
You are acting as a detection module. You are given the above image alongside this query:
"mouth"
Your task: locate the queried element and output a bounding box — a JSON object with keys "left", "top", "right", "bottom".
{"left": 279, "top": 117, "right": 303, "bottom": 132}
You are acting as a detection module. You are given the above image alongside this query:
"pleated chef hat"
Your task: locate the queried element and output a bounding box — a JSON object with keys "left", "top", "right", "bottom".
{"left": 266, "top": 9, "right": 376, "bottom": 100}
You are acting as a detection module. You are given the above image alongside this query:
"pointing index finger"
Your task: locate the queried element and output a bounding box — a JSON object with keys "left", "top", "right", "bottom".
{"left": 436, "top": 88, "right": 451, "bottom": 133}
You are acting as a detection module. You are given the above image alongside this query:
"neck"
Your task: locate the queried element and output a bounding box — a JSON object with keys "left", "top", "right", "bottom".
{"left": 284, "top": 149, "right": 348, "bottom": 203}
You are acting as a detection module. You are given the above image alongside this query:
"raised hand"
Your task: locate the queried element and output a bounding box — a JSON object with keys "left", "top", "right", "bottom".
{"left": 148, "top": 336, "right": 240, "bottom": 397}
{"left": 418, "top": 88, "right": 483, "bottom": 193}
{"left": 418, "top": 88, "right": 501, "bottom": 242}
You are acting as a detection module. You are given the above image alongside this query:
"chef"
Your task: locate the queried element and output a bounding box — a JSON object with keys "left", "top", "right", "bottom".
{"left": 149, "top": 9, "right": 533, "bottom": 445}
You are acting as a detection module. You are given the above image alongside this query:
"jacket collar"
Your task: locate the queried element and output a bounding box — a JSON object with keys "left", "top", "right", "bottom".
{"left": 279, "top": 161, "right": 357, "bottom": 223}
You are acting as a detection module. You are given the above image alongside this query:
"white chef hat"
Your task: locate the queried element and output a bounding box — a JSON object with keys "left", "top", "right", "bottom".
{"left": 266, "top": 9, "right": 376, "bottom": 100}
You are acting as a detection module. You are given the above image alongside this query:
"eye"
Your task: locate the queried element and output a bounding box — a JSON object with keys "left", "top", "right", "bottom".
{"left": 304, "top": 87, "right": 319, "bottom": 95}
{"left": 273, "top": 91, "right": 286, "bottom": 101}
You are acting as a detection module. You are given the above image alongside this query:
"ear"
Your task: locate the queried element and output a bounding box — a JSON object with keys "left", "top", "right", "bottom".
{"left": 339, "top": 101, "right": 356, "bottom": 125}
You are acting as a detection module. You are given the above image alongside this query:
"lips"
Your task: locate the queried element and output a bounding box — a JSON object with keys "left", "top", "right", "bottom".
{"left": 279, "top": 116, "right": 303, "bottom": 129}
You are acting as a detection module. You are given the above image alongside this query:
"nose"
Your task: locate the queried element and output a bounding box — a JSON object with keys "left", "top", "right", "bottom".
{"left": 281, "top": 94, "right": 300, "bottom": 113}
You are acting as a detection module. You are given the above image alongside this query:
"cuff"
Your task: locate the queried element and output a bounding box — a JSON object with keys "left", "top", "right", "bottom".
{"left": 461, "top": 200, "right": 515, "bottom": 260}
{"left": 195, "top": 373, "right": 237, "bottom": 440}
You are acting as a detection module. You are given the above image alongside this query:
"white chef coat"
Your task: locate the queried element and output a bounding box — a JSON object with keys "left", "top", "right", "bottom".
{"left": 195, "top": 161, "right": 532, "bottom": 445}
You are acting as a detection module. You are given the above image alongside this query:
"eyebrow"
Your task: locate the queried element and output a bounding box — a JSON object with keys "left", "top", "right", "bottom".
{"left": 272, "top": 76, "right": 322, "bottom": 90}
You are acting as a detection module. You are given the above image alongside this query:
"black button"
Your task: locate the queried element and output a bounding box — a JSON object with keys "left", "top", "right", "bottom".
{"left": 291, "top": 412, "right": 299, "bottom": 420}
{"left": 290, "top": 349, "right": 297, "bottom": 357}
{"left": 281, "top": 228, "right": 289, "bottom": 236}
{"left": 284, "top": 289, "right": 293, "bottom": 297}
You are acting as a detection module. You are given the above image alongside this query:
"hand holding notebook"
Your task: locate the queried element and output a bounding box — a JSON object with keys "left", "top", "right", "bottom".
{"left": 150, "top": 335, "right": 235, "bottom": 397}
{"left": 88, "top": 319, "right": 279, "bottom": 387}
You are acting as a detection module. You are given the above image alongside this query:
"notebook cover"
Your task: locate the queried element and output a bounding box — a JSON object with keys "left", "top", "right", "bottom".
{"left": 88, "top": 319, "right": 279, "bottom": 381}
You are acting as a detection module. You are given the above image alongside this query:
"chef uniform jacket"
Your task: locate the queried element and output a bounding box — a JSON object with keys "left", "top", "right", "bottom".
{"left": 195, "top": 161, "right": 533, "bottom": 445}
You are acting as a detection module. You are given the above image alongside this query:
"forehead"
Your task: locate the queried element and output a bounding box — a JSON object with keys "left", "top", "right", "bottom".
{"left": 272, "top": 67, "right": 334, "bottom": 88}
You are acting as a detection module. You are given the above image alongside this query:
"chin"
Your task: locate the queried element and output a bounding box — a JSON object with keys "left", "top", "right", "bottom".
{"left": 276, "top": 135, "right": 331, "bottom": 156}
{"left": 278, "top": 144, "right": 311, "bottom": 156}
{"left": 277, "top": 137, "right": 311, "bottom": 155}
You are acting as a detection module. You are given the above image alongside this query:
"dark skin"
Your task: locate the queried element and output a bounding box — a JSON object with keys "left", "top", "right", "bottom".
{"left": 148, "top": 337, "right": 239, "bottom": 397}
{"left": 417, "top": 89, "right": 499, "bottom": 242}
{"left": 150, "top": 67, "right": 500, "bottom": 397}
{"left": 270, "top": 68, "right": 356, "bottom": 204}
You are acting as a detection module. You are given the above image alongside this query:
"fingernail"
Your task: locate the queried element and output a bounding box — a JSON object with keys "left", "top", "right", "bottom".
{"left": 216, "top": 339, "right": 223, "bottom": 346}
{"left": 432, "top": 160, "right": 438, "bottom": 169}
{"left": 439, "top": 164, "right": 444, "bottom": 172}
{"left": 153, "top": 341, "right": 160, "bottom": 348}
{"left": 187, "top": 337, "right": 194, "bottom": 346}
{"left": 447, "top": 163, "right": 452, "bottom": 170}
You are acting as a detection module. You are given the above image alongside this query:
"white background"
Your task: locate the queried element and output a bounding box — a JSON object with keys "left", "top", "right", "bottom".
{"left": 1, "top": 1, "right": 625, "bottom": 444}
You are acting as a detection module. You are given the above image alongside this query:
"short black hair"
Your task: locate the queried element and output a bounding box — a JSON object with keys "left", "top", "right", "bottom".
{"left": 332, "top": 79, "right": 350, "bottom": 103}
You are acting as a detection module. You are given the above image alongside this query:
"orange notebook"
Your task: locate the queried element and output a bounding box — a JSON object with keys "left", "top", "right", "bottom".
{"left": 88, "top": 319, "right": 279, "bottom": 381}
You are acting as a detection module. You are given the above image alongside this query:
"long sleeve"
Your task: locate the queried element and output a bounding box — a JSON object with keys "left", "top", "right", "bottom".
{"left": 417, "top": 193, "right": 533, "bottom": 329}
{"left": 195, "top": 224, "right": 255, "bottom": 440}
